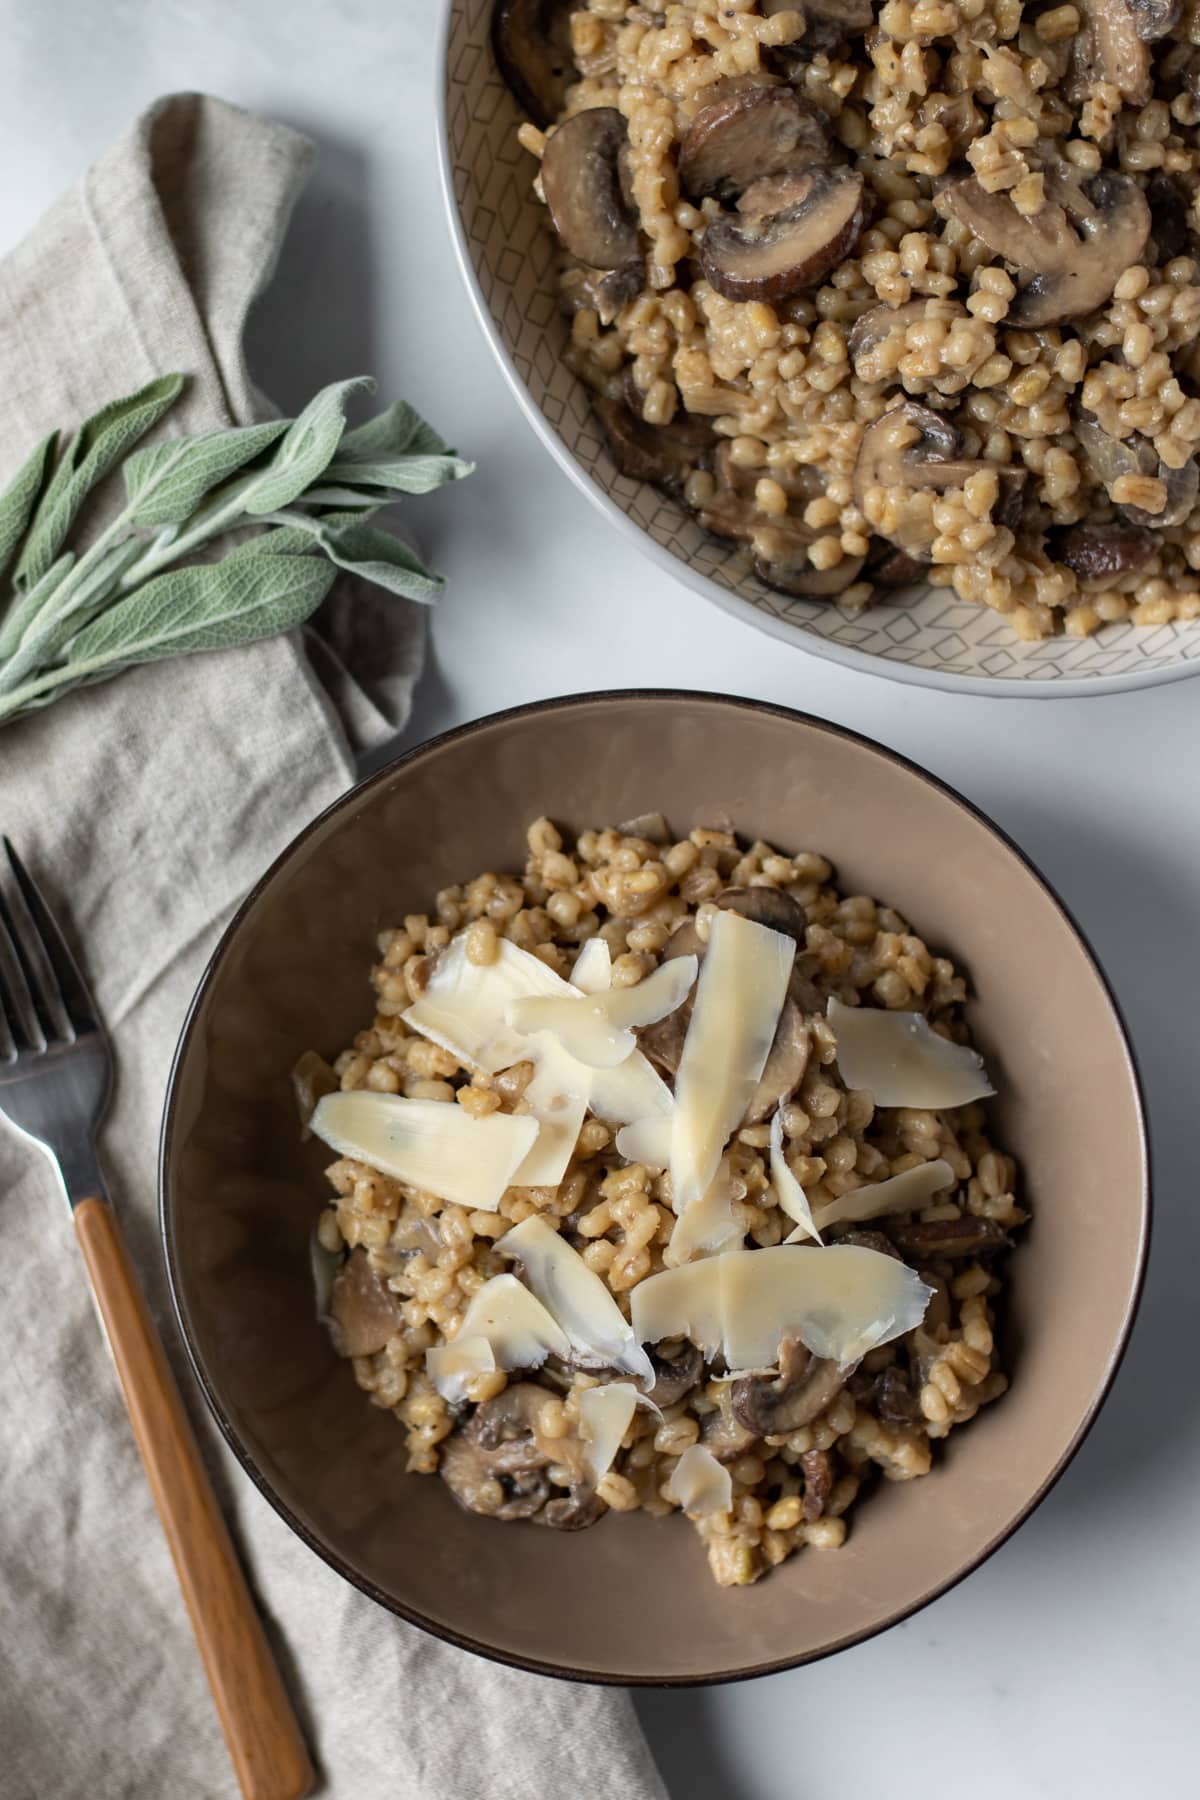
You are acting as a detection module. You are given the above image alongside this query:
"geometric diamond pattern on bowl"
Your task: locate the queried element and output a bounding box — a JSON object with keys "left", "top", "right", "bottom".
{"left": 442, "top": 0, "right": 1200, "bottom": 692}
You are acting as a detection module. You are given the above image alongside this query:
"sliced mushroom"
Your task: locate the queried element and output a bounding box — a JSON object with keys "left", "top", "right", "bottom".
{"left": 541, "top": 108, "right": 640, "bottom": 270}
{"left": 473, "top": 1383, "right": 558, "bottom": 1471}
{"left": 943, "top": 169, "right": 1150, "bottom": 328}
{"left": 645, "top": 1339, "right": 705, "bottom": 1408}
{"left": 867, "top": 541, "right": 925, "bottom": 587}
{"left": 853, "top": 401, "right": 1026, "bottom": 561}
{"left": 763, "top": 0, "right": 873, "bottom": 64}
{"left": 886, "top": 1217, "right": 1010, "bottom": 1258}
{"left": 730, "top": 1336, "right": 850, "bottom": 1435}
{"left": 1073, "top": 0, "right": 1151, "bottom": 103}
{"left": 492, "top": 0, "right": 578, "bottom": 129}
{"left": 1147, "top": 173, "right": 1192, "bottom": 264}
{"left": 439, "top": 1432, "right": 553, "bottom": 1521}
{"left": 715, "top": 886, "right": 807, "bottom": 941}
{"left": 328, "top": 1249, "right": 403, "bottom": 1358}
{"left": 1128, "top": 0, "right": 1181, "bottom": 34}
{"left": 865, "top": 1363, "right": 920, "bottom": 1424}
{"left": 1073, "top": 410, "right": 1198, "bottom": 528}
{"left": 561, "top": 259, "right": 643, "bottom": 326}
{"left": 539, "top": 1487, "right": 607, "bottom": 1529}
{"left": 745, "top": 998, "right": 812, "bottom": 1123}
{"left": 799, "top": 1448, "right": 835, "bottom": 1521}
{"left": 1050, "top": 521, "right": 1157, "bottom": 581}
{"left": 701, "top": 165, "right": 866, "bottom": 303}
{"left": 636, "top": 916, "right": 705, "bottom": 1073}
{"left": 679, "top": 87, "right": 830, "bottom": 204}
{"left": 699, "top": 449, "right": 865, "bottom": 596}
{"left": 700, "top": 1384, "right": 760, "bottom": 1462}
{"left": 593, "top": 392, "right": 716, "bottom": 493}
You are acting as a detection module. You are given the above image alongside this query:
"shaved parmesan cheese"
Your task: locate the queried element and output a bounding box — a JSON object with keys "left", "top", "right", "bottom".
{"left": 507, "top": 956, "right": 698, "bottom": 1072}
{"left": 828, "top": 997, "right": 994, "bottom": 1109}
{"left": 670, "top": 911, "right": 794, "bottom": 1213}
{"left": 310, "top": 1091, "right": 538, "bottom": 1212}
{"left": 571, "top": 936, "right": 612, "bottom": 995}
{"left": 579, "top": 1382, "right": 639, "bottom": 1484}
{"left": 403, "top": 927, "right": 672, "bottom": 1145}
{"left": 803, "top": 1157, "right": 955, "bottom": 1238}
{"left": 589, "top": 1052, "right": 674, "bottom": 1129}
{"left": 425, "top": 1334, "right": 496, "bottom": 1404}
{"left": 668, "top": 1159, "right": 746, "bottom": 1264}
{"left": 433, "top": 1273, "right": 571, "bottom": 1390}
{"left": 615, "top": 1114, "right": 674, "bottom": 1169}
{"left": 629, "top": 1260, "right": 724, "bottom": 1362}
{"left": 402, "top": 934, "right": 564, "bottom": 1074}
{"left": 631, "top": 1244, "right": 932, "bottom": 1372}
{"left": 506, "top": 993, "right": 635, "bottom": 1068}
{"left": 497, "top": 1215, "right": 655, "bottom": 1384}
{"left": 770, "top": 1107, "right": 821, "bottom": 1245}
{"left": 512, "top": 1043, "right": 590, "bottom": 1187}
{"left": 667, "top": 1444, "right": 732, "bottom": 1517}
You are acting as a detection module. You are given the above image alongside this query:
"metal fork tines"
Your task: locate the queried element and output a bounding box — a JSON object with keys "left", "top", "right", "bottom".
{"left": 0, "top": 838, "right": 111, "bottom": 1207}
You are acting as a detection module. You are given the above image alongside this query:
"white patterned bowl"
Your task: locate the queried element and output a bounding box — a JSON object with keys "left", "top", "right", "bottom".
{"left": 436, "top": 0, "right": 1200, "bottom": 696}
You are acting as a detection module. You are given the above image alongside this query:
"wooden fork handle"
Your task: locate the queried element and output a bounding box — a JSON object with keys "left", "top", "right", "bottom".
{"left": 74, "top": 1196, "right": 314, "bottom": 1800}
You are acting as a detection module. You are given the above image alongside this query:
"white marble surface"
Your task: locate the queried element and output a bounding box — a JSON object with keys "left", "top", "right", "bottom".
{"left": 2, "top": 3, "right": 1195, "bottom": 1795}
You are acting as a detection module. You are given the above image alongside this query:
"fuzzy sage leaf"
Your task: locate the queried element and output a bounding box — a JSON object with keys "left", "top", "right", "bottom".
{"left": 13, "top": 375, "right": 184, "bottom": 590}
{"left": 0, "top": 371, "right": 471, "bottom": 729}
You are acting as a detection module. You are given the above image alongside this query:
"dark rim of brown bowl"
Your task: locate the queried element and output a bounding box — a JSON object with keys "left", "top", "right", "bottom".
{"left": 159, "top": 690, "right": 1151, "bottom": 1687}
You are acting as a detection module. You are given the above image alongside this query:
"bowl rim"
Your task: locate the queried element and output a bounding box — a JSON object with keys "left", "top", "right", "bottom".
{"left": 159, "top": 689, "right": 1152, "bottom": 1685}
{"left": 433, "top": 0, "right": 1200, "bottom": 702}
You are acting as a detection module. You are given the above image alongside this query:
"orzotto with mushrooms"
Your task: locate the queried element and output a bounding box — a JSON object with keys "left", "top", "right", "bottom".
{"left": 492, "top": 0, "right": 1200, "bottom": 640}
{"left": 301, "top": 817, "right": 1024, "bottom": 1586}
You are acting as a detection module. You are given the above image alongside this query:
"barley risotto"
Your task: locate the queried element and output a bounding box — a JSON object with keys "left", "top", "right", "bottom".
{"left": 491, "top": 0, "right": 1200, "bottom": 642}
{"left": 300, "top": 817, "right": 1025, "bottom": 1588}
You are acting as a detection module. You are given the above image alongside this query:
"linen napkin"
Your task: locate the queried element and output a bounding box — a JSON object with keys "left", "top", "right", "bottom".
{"left": 0, "top": 94, "right": 667, "bottom": 1800}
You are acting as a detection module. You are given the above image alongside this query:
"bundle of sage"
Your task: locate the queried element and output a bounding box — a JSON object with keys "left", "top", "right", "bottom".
{"left": 0, "top": 373, "right": 470, "bottom": 729}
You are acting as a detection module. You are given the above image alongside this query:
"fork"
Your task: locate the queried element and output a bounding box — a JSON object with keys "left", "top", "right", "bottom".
{"left": 0, "top": 839, "right": 313, "bottom": 1800}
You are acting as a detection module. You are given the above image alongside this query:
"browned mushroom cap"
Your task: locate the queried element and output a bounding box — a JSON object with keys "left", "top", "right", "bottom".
{"left": 541, "top": 108, "right": 640, "bottom": 270}
{"left": 492, "top": 0, "right": 578, "bottom": 129}
{"left": 439, "top": 1431, "right": 553, "bottom": 1521}
{"left": 645, "top": 1339, "right": 705, "bottom": 1408}
{"left": 763, "top": 0, "right": 873, "bottom": 63}
{"left": 538, "top": 1487, "right": 607, "bottom": 1529}
{"left": 853, "top": 401, "right": 1026, "bottom": 561}
{"left": 867, "top": 541, "right": 926, "bottom": 587}
{"left": 730, "top": 1336, "right": 850, "bottom": 1435}
{"left": 1073, "top": 410, "right": 1198, "bottom": 528}
{"left": 746, "top": 996, "right": 811, "bottom": 1123}
{"left": 592, "top": 393, "right": 716, "bottom": 492}
{"left": 854, "top": 1361, "right": 920, "bottom": 1424}
{"left": 1051, "top": 521, "right": 1157, "bottom": 581}
{"left": 698, "top": 447, "right": 865, "bottom": 596}
{"left": 716, "top": 884, "right": 807, "bottom": 942}
{"left": 1074, "top": 0, "right": 1151, "bottom": 102}
{"left": 799, "top": 1447, "right": 834, "bottom": 1520}
{"left": 885, "top": 1217, "right": 1010, "bottom": 1258}
{"left": 1129, "top": 0, "right": 1181, "bottom": 33}
{"left": 943, "top": 170, "right": 1150, "bottom": 329}
{"left": 679, "top": 87, "right": 830, "bottom": 204}
{"left": 560, "top": 259, "right": 642, "bottom": 326}
{"left": 328, "top": 1248, "right": 403, "bottom": 1357}
{"left": 1147, "top": 173, "right": 1192, "bottom": 264}
{"left": 701, "top": 166, "right": 866, "bottom": 303}
{"left": 637, "top": 915, "right": 705, "bottom": 1072}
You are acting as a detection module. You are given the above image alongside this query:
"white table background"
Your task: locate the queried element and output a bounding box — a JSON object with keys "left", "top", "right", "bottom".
{"left": 3, "top": 3, "right": 1195, "bottom": 1795}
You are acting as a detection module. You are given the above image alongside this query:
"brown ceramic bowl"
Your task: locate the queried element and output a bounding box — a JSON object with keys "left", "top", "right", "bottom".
{"left": 160, "top": 692, "right": 1148, "bottom": 1683}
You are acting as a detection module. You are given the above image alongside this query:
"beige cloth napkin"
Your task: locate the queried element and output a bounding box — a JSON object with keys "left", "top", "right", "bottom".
{"left": 0, "top": 94, "right": 667, "bottom": 1800}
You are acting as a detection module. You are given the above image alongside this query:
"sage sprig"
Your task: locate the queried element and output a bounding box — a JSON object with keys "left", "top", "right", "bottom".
{"left": 0, "top": 374, "right": 471, "bottom": 727}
